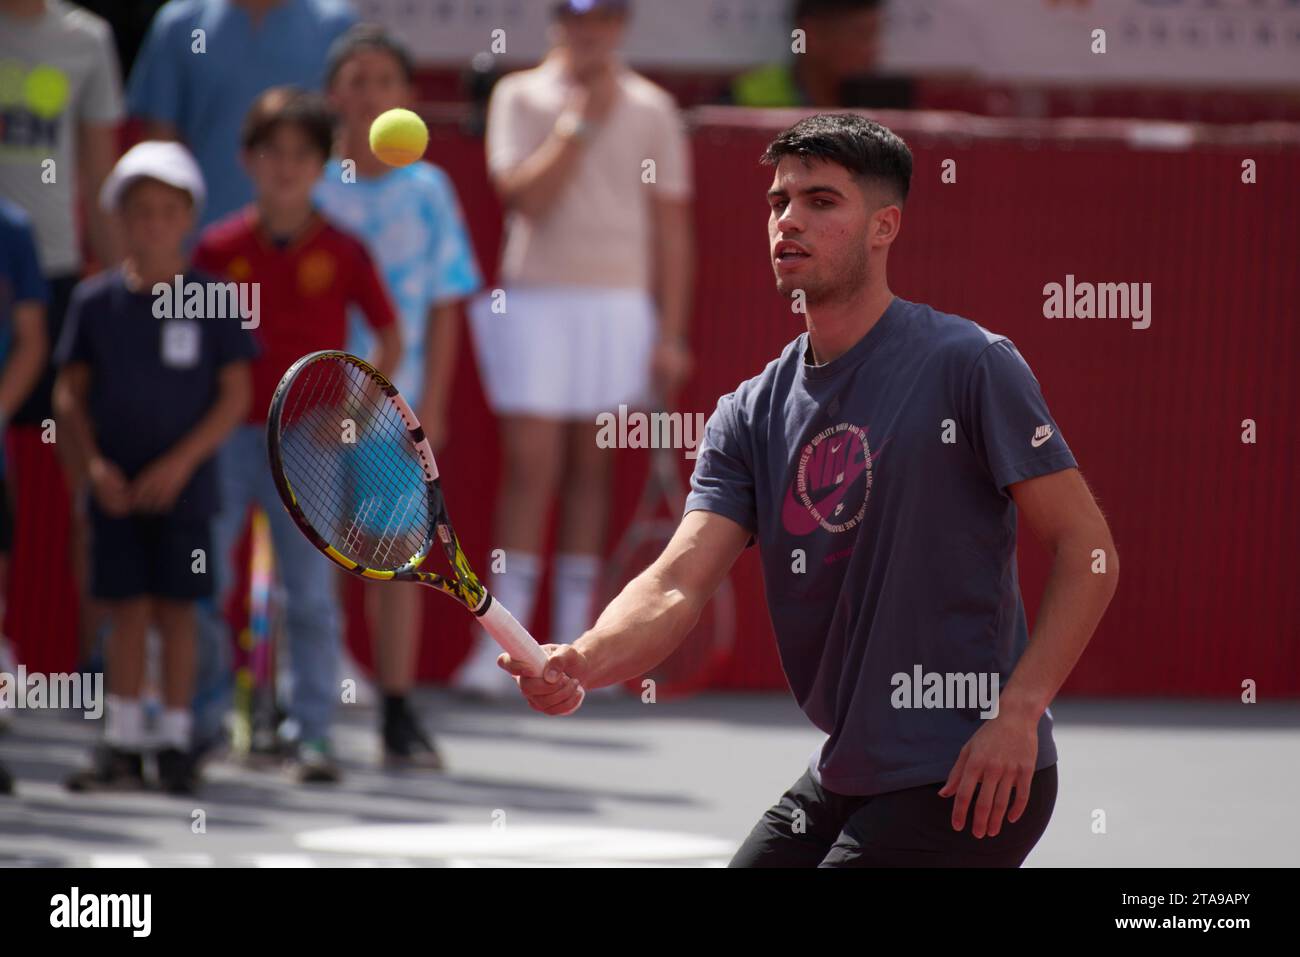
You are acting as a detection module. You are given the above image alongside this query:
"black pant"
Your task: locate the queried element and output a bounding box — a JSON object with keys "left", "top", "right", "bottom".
{"left": 730, "top": 764, "right": 1057, "bottom": 867}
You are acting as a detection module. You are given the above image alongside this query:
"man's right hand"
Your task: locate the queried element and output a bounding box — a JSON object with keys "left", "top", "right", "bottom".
{"left": 498, "top": 643, "right": 590, "bottom": 716}
{"left": 88, "top": 456, "right": 132, "bottom": 517}
{"left": 569, "top": 64, "right": 619, "bottom": 127}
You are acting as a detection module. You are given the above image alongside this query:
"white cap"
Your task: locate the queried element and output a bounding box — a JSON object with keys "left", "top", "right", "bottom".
{"left": 100, "top": 140, "right": 206, "bottom": 214}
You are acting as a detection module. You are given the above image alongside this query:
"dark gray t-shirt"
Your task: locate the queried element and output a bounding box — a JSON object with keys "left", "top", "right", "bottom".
{"left": 685, "top": 297, "right": 1077, "bottom": 795}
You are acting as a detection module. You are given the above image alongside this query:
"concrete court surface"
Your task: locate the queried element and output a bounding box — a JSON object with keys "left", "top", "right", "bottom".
{"left": 0, "top": 692, "right": 1296, "bottom": 867}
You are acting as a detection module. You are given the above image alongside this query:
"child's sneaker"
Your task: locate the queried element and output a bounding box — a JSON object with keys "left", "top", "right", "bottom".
{"left": 290, "top": 738, "right": 341, "bottom": 784}
{"left": 65, "top": 745, "right": 146, "bottom": 793}
{"left": 382, "top": 706, "right": 445, "bottom": 770}
{"left": 156, "top": 748, "right": 197, "bottom": 795}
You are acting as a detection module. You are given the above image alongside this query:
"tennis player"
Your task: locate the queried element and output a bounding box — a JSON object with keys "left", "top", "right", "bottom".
{"left": 503, "top": 114, "right": 1119, "bottom": 867}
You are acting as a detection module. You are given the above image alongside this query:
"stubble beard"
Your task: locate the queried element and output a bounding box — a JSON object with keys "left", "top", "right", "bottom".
{"left": 775, "top": 245, "right": 870, "bottom": 309}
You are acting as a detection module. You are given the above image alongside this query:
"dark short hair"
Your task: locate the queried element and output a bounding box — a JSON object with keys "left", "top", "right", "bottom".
{"left": 761, "top": 113, "right": 912, "bottom": 204}
{"left": 795, "top": 0, "right": 883, "bottom": 20}
{"left": 326, "top": 23, "right": 414, "bottom": 89}
{"left": 241, "top": 87, "right": 335, "bottom": 160}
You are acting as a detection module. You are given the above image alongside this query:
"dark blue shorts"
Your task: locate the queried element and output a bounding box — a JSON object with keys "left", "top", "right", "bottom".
{"left": 89, "top": 510, "right": 213, "bottom": 602}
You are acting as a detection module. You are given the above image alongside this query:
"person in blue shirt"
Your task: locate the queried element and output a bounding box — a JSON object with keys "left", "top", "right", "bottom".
{"left": 126, "top": 0, "right": 356, "bottom": 230}
{"left": 54, "top": 142, "right": 256, "bottom": 795}
{"left": 504, "top": 115, "right": 1119, "bottom": 867}
{"left": 0, "top": 198, "right": 49, "bottom": 798}
{"left": 316, "top": 25, "right": 483, "bottom": 769}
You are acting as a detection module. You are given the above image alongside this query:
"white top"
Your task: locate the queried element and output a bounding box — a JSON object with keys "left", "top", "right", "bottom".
{"left": 486, "top": 58, "right": 691, "bottom": 291}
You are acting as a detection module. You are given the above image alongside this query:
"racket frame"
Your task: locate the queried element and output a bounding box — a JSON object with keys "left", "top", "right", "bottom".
{"left": 266, "top": 350, "right": 553, "bottom": 679}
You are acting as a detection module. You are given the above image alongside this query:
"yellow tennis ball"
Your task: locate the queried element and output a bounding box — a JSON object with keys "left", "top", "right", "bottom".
{"left": 369, "top": 108, "right": 429, "bottom": 167}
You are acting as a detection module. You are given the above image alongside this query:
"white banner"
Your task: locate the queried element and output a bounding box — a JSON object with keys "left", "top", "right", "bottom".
{"left": 356, "top": 0, "right": 1300, "bottom": 86}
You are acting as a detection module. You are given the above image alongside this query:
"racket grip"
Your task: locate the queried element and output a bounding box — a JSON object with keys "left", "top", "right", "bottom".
{"left": 477, "top": 595, "right": 585, "bottom": 714}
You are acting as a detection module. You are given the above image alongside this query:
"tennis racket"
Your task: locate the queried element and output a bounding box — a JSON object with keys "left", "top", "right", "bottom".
{"left": 595, "top": 414, "right": 736, "bottom": 699}
{"left": 231, "top": 508, "right": 281, "bottom": 763}
{"left": 266, "top": 351, "right": 580, "bottom": 710}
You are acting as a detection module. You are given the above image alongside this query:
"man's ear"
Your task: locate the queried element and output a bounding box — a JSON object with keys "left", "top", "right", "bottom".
{"left": 872, "top": 202, "right": 902, "bottom": 248}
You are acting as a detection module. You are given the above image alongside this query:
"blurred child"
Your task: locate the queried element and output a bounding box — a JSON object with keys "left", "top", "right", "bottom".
{"left": 54, "top": 142, "right": 255, "bottom": 794}
{"left": 317, "top": 24, "right": 482, "bottom": 769}
{"left": 194, "top": 87, "right": 401, "bottom": 784}
{"left": 0, "top": 197, "right": 49, "bottom": 796}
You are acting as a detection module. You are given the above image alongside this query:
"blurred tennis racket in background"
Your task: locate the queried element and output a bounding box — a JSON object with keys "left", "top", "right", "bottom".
{"left": 595, "top": 417, "right": 735, "bottom": 699}
{"left": 230, "top": 509, "right": 281, "bottom": 762}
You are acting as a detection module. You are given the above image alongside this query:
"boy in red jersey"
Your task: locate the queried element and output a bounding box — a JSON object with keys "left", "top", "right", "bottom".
{"left": 194, "top": 87, "right": 401, "bottom": 783}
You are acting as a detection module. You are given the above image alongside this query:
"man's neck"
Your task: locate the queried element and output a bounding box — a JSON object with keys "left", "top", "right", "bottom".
{"left": 124, "top": 255, "right": 187, "bottom": 291}
{"left": 805, "top": 284, "right": 895, "bottom": 366}
{"left": 0, "top": 0, "right": 48, "bottom": 21}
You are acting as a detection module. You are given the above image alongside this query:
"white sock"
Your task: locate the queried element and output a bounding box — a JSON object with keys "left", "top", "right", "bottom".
{"left": 551, "top": 552, "right": 601, "bottom": 645}
{"left": 104, "top": 695, "right": 145, "bottom": 750}
{"left": 159, "top": 708, "right": 193, "bottom": 750}
{"left": 483, "top": 551, "right": 543, "bottom": 644}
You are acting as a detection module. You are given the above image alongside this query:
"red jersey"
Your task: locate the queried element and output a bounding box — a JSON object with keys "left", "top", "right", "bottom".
{"left": 194, "top": 208, "right": 397, "bottom": 422}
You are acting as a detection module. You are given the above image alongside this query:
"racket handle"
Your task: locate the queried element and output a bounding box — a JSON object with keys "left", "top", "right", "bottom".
{"left": 477, "top": 595, "right": 585, "bottom": 714}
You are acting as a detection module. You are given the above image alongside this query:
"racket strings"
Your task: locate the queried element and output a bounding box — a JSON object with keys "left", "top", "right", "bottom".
{"left": 277, "top": 358, "right": 432, "bottom": 571}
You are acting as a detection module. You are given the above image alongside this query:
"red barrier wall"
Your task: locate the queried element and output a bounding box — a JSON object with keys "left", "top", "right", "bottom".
{"left": 8, "top": 109, "right": 1297, "bottom": 697}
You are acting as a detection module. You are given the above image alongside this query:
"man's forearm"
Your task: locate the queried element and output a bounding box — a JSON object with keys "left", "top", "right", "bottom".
{"left": 53, "top": 376, "right": 100, "bottom": 481}
{"left": 423, "top": 302, "right": 460, "bottom": 419}
{"left": 573, "top": 568, "right": 701, "bottom": 689}
{"left": 0, "top": 309, "right": 47, "bottom": 418}
{"left": 653, "top": 203, "right": 694, "bottom": 342}
{"left": 1000, "top": 533, "right": 1119, "bottom": 720}
{"left": 79, "top": 124, "right": 122, "bottom": 266}
{"left": 171, "top": 370, "right": 251, "bottom": 468}
{"left": 497, "top": 130, "right": 587, "bottom": 220}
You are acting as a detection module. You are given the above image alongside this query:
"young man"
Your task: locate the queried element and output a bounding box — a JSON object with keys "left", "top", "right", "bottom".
{"left": 54, "top": 142, "right": 255, "bottom": 795}
{"left": 128, "top": 0, "right": 356, "bottom": 231}
{"left": 0, "top": 0, "right": 122, "bottom": 386}
{"left": 194, "top": 87, "right": 401, "bottom": 783}
{"left": 505, "top": 115, "right": 1119, "bottom": 867}
{"left": 316, "top": 25, "right": 482, "bottom": 768}
{"left": 0, "top": 197, "right": 49, "bottom": 797}
{"left": 461, "top": 0, "right": 694, "bottom": 694}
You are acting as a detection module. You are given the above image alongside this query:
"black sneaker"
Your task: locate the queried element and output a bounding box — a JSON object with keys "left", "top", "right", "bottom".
{"left": 156, "top": 748, "right": 198, "bottom": 795}
{"left": 382, "top": 708, "right": 445, "bottom": 770}
{"left": 290, "top": 738, "right": 341, "bottom": 784}
{"left": 65, "top": 746, "right": 146, "bottom": 793}
{"left": 0, "top": 761, "right": 13, "bottom": 796}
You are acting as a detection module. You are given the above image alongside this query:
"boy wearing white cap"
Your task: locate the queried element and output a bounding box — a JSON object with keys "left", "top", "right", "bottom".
{"left": 54, "top": 142, "right": 256, "bottom": 794}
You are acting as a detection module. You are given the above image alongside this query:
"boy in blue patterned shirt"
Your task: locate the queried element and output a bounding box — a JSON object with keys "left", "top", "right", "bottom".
{"left": 315, "top": 25, "right": 482, "bottom": 768}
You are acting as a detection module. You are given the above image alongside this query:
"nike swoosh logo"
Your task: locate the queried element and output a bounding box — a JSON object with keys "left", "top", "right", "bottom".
{"left": 781, "top": 437, "right": 889, "bottom": 536}
{"left": 1031, "top": 429, "right": 1054, "bottom": 448}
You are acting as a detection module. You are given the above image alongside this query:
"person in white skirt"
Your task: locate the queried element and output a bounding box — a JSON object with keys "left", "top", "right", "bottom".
{"left": 460, "top": 0, "right": 694, "bottom": 694}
